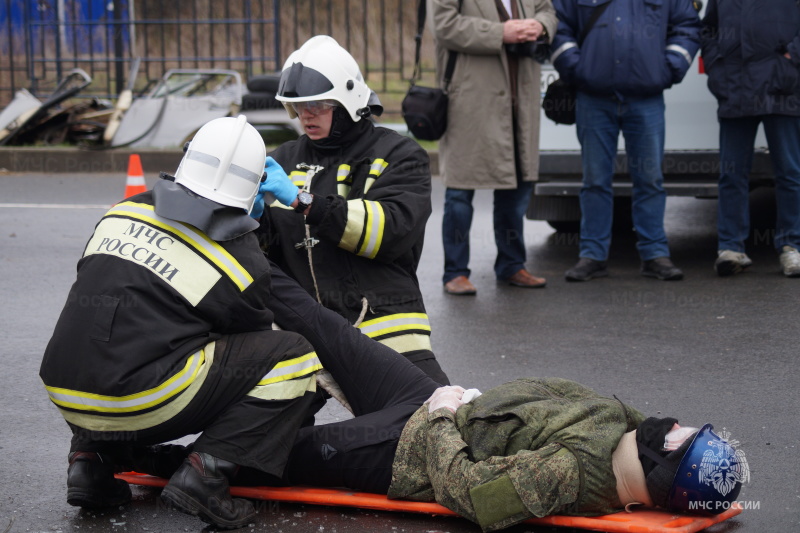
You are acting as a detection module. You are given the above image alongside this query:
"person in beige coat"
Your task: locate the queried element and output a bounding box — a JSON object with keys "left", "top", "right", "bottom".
{"left": 430, "top": 0, "right": 557, "bottom": 295}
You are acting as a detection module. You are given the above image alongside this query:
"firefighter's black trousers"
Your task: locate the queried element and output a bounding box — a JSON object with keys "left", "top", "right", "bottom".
{"left": 69, "top": 329, "right": 316, "bottom": 478}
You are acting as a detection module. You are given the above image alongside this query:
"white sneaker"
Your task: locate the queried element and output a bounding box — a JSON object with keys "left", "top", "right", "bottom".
{"left": 714, "top": 250, "right": 753, "bottom": 277}
{"left": 780, "top": 246, "right": 800, "bottom": 278}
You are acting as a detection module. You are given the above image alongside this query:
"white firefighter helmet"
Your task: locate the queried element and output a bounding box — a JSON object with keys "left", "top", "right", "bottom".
{"left": 174, "top": 116, "right": 266, "bottom": 212}
{"left": 276, "top": 35, "right": 373, "bottom": 122}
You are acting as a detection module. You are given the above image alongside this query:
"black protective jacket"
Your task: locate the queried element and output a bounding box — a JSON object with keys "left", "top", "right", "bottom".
{"left": 261, "top": 121, "right": 436, "bottom": 366}
{"left": 40, "top": 190, "right": 275, "bottom": 429}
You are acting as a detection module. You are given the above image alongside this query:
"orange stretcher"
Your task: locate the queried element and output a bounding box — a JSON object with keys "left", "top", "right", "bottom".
{"left": 117, "top": 472, "right": 742, "bottom": 533}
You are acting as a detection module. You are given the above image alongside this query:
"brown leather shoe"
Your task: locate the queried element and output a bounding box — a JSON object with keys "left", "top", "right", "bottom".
{"left": 504, "top": 269, "right": 547, "bottom": 288}
{"left": 444, "top": 275, "right": 477, "bottom": 295}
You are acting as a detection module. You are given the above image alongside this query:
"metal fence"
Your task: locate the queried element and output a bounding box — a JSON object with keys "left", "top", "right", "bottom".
{"left": 0, "top": 0, "right": 435, "bottom": 118}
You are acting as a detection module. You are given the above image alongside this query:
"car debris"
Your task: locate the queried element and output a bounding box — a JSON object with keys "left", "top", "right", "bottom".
{"left": 0, "top": 68, "right": 304, "bottom": 149}
{"left": 0, "top": 69, "right": 93, "bottom": 146}
{"left": 108, "top": 69, "right": 302, "bottom": 149}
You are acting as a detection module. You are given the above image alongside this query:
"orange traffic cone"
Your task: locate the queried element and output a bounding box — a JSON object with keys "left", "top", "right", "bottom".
{"left": 124, "top": 154, "right": 147, "bottom": 198}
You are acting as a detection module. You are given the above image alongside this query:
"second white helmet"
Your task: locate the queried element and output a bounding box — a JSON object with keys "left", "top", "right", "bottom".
{"left": 276, "top": 35, "right": 373, "bottom": 122}
{"left": 174, "top": 116, "right": 266, "bottom": 212}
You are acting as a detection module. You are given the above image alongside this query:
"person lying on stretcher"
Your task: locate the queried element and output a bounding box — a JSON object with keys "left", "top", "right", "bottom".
{"left": 136, "top": 265, "right": 748, "bottom": 532}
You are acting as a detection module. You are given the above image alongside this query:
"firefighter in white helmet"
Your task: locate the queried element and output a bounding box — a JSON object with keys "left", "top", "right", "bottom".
{"left": 256, "top": 35, "right": 450, "bottom": 386}
{"left": 40, "top": 116, "right": 321, "bottom": 530}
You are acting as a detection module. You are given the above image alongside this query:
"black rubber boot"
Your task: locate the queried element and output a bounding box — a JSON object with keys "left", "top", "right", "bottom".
{"left": 66, "top": 451, "right": 132, "bottom": 508}
{"left": 126, "top": 444, "right": 192, "bottom": 479}
{"left": 161, "top": 452, "right": 255, "bottom": 530}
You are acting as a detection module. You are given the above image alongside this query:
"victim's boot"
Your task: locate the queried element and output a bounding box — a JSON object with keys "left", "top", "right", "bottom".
{"left": 161, "top": 451, "right": 255, "bottom": 530}
{"left": 66, "top": 451, "right": 132, "bottom": 508}
{"left": 124, "top": 444, "right": 192, "bottom": 478}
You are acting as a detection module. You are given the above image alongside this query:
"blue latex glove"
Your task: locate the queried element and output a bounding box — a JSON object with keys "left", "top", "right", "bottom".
{"left": 263, "top": 156, "right": 299, "bottom": 207}
{"left": 249, "top": 188, "right": 268, "bottom": 219}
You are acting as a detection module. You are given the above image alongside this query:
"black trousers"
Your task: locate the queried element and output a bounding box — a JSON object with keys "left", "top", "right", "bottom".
{"left": 265, "top": 263, "right": 442, "bottom": 493}
{"left": 70, "top": 329, "right": 316, "bottom": 478}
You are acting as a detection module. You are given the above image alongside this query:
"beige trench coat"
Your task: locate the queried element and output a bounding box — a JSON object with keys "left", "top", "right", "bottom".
{"left": 429, "top": 0, "right": 557, "bottom": 189}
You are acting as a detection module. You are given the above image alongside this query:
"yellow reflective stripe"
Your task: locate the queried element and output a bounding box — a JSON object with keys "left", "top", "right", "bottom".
{"left": 45, "top": 351, "right": 206, "bottom": 414}
{"left": 364, "top": 159, "right": 387, "bottom": 194}
{"left": 337, "top": 164, "right": 352, "bottom": 182}
{"left": 358, "top": 313, "right": 431, "bottom": 337}
{"left": 108, "top": 202, "right": 253, "bottom": 291}
{"left": 369, "top": 159, "right": 388, "bottom": 176}
{"left": 54, "top": 342, "right": 216, "bottom": 432}
{"left": 339, "top": 200, "right": 366, "bottom": 253}
{"left": 378, "top": 333, "right": 432, "bottom": 354}
{"left": 247, "top": 373, "right": 317, "bottom": 401}
{"left": 289, "top": 170, "right": 308, "bottom": 188}
{"left": 337, "top": 164, "right": 352, "bottom": 197}
{"left": 257, "top": 352, "right": 322, "bottom": 386}
{"left": 357, "top": 200, "right": 385, "bottom": 259}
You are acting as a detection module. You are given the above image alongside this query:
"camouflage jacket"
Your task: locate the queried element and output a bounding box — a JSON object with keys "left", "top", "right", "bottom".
{"left": 387, "top": 377, "right": 645, "bottom": 531}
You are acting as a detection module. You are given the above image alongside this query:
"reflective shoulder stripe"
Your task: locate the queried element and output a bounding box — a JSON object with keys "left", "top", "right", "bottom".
{"left": 550, "top": 41, "right": 577, "bottom": 64}
{"left": 53, "top": 343, "right": 216, "bottom": 432}
{"left": 378, "top": 332, "right": 433, "bottom": 354}
{"left": 107, "top": 202, "right": 254, "bottom": 291}
{"left": 358, "top": 200, "right": 385, "bottom": 259}
{"left": 666, "top": 44, "right": 692, "bottom": 66}
{"left": 45, "top": 350, "right": 206, "bottom": 413}
{"left": 257, "top": 352, "right": 322, "bottom": 386}
{"left": 364, "top": 159, "right": 388, "bottom": 194}
{"left": 337, "top": 164, "right": 352, "bottom": 183}
{"left": 247, "top": 372, "right": 317, "bottom": 401}
{"left": 339, "top": 199, "right": 366, "bottom": 253}
{"left": 358, "top": 313, "right": 431, "bottom": 338}
{"left": 369, "top": 159, "right": 388, "bottom": 176}
{"left": 337, "top": 164, "right": 353, "bottom": 197}
{"left": 289, "top": 170, "right": 308, "bottom": 188}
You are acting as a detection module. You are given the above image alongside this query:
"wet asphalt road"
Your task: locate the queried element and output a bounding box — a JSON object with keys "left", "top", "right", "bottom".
{"left": 1, "top": 172, "right": 798, "bottom": 533}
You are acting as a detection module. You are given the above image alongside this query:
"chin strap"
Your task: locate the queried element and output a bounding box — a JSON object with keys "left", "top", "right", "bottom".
{"left": 636, "top": 441, "right": 673, "bottom": 470}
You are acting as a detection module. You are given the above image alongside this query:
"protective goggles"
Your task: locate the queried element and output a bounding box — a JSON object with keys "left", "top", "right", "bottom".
{"left": 290, "top": 100, "right": 338, "bottom": 116}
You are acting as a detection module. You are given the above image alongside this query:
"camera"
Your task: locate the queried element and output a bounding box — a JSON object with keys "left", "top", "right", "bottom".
{"left": 504, "top": 38, "right": 551, "bottom": 64}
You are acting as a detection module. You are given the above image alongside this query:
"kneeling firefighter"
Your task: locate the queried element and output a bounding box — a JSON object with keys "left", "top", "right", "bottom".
{"left": 39, "top": 116, "right": 321, "bottom": 530}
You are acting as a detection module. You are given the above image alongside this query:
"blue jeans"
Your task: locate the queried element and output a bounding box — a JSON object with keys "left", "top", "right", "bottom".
{"left": 575, "top": 92, "right": 670, "bottom": 261}
{"left": 718, "top": 115, "right": 800, "bottom": 253}
{"left": 442, "top": 181, "right": 534, "bottom": 283}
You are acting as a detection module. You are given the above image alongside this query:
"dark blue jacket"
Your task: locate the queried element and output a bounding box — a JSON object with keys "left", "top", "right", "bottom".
{"left": 551, "top": 0, "right": 701, "bottom": 98}
{"left": 702, "top": 0, "right": 800, "bottom": 118}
